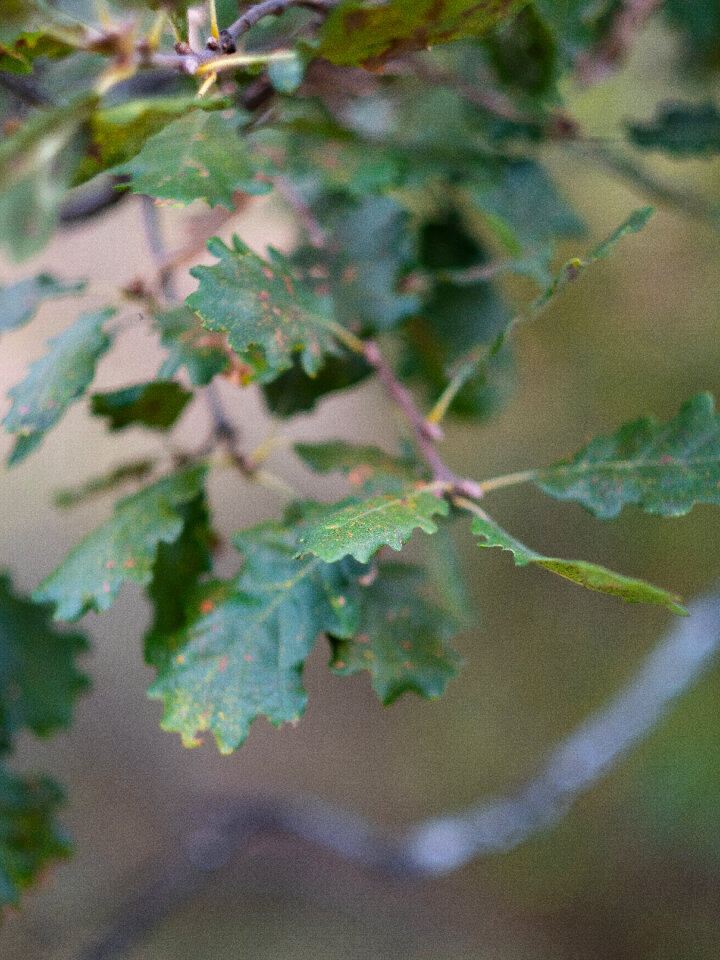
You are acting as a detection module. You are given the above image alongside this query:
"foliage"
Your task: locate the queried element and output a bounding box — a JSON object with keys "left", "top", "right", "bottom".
{"left": 0, "top": 0, "right": 718, "bottom": 917}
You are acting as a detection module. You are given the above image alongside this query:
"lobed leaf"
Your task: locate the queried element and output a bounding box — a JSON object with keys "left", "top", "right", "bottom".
{"left": 147, "top": 522, "right": 356, "bottom": 753}
{"left": 329, "top": 564, "right": 461, "bottom": 704}
{"left": 0, "top": 274, "right": 85, "bottom": 335}
{"left": 0, "top": 764, "right": 69, "bottom": 908}
{"left": 470, "top": 513, "right": 687, "bottom": 615}
{"left": 91, "top": 382, "right": 192, "bottom": 432}
{"left": 3, "top": 307, "right": 115, "bottom": 465}
{"left": 187, "top": 236, "right": 337, "bottom": 383}
{"left": 115, "top": 110, "right": 271, "bottom": 208}
{"left": 34, "top": 467, "right": 207, "bottom": 621}
{"left": 74, "top": 95, "right": 229, "bottom": 185}
{"left": 295, "top": 440, "right": 421, "bottom": 492}
{"left": 295, "top": 488, "right": 450, "bottom": 563}
{"left": 0, "top": 574, "right": 88, "bottom": 753}
{"left": 261, "top": 350, "right": 372, "bottom": 418}
{"left": 535, "top": 392, "right": 720, "bottom": 519}
{"left": 627, "top": 101, "right": 720, "bottom": 156}
{"left": 317, "top": 0, "right": 528, "bottom": 67}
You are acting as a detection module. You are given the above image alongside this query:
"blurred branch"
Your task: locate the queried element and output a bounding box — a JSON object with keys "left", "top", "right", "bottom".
{"left": 76, "top": 588, "right": 720, "bottom": 960}
{"left": 227, "top": 0, "right": 340, "bottom": 41}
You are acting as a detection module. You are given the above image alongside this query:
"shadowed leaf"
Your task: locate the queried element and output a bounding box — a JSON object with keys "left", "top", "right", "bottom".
{"left": 34, "top": 467, "right": 207, "bottom": 621}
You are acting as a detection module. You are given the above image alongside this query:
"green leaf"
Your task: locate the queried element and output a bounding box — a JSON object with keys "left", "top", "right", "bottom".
{"left": 0, "top": 764, "right": 68, "bottom": 908}
{"left": 33, "top": 467, "right": 207, "bottom": 621}
{"left": 0, "top": 95, "right": 95, "bottom": 260}
{"left": 317, "top": 0, "right": 528, "bottom": 67}
{"left": 329, "top": 564, "right": 461, "bottom": 704}
{"left": 627, "top": 102, "right": 720, "bottom": 157}
{"left": 3, "top": 307, "right": 115, "bottom": 465}
{"left": 115, "top": 110, "right": 271, "bottom": 208}
{"left": 146, "top": 493, "right": 214, "bottom": 641}
{"left": 147, "top": 522, "right": 356, "bottom": 753}
{"left": 0, "top": 273, "right": 85, "bottom": 334}
{"left": 154, "top": 306, "right": 229, "bottom": 386}
{"left": 463, "top": 157, "right": 584, "bottom": 255}
{"left": 73, "top": 95, "right": 229, "bottom": 185}
{"left": 261, "top": 350, "right": 372, "bottom": 418}
{"left": 295, "top": 440, "right": 421, "bottom": 492}
{"left": 0, "top": 574, "right": 88, "bottom": 753}
{"left": 535, "top": 393, "right": 720, "bottom": 519}
{"left": 91, "top": 381, "right": 192, "bottom": 432}
{"left": 54, "top": 459, "right": 156, "bottom": 509}
{"left": 0, "top": 28, "right": 74, "bottom": 74}
{"left": 470, "top": 511, "right": 687, "bottom": 615}
{"left": 287, "top": 195, "right": 419, "bottom": 335}
{"left": 187, "top": 236, "right": 338, "bottom": 383}
{"left": 295, "top": 488, "right": 450, "bottom": 563}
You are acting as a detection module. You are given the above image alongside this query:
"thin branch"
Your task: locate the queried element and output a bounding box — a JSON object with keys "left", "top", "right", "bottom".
{"left": 227, "top": 0, "right": 341, "bottom": 41}
{"left": 75, "top": 587, "right": 720, "bottom": 960}
{"left": 576, "top": 0, "right": 664, "bottom": 84}
{"left": 362, "top": 341, "right": 482, "bottom": 499}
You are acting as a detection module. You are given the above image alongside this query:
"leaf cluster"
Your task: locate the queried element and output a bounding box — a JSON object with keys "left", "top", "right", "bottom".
{"left": 1, "top": 0, "right": 719, "bottom": 914}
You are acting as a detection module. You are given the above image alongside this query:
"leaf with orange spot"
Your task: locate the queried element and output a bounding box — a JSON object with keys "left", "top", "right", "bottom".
{"left": 329, "top": 564, "right": 461, "bottom": 704}
{"left": 115, "top": 110, "right": 271, "bottom": 208}
{"left": 34, "top": 467, "right": 207, "bottom": 621}
{"left": 535, "top": 393, "right": 720, "bottom": 518}
{"left": 186, "top": 236, "right": 338, "bottom": 383}
{"left": 316, "top": 0, "right": 528, "bottom": 67}
{"left": 147, "top": 520, "right": 360, "bottom": 753}
{"left": 295, "top": 488, "right": 449, "bottom": 563}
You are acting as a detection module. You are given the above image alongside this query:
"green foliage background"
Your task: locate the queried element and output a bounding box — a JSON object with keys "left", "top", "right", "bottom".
{"left": 2, "top": 3, "right": 720, "bottom": 958}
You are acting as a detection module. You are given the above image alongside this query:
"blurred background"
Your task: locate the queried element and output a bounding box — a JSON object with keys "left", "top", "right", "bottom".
{"left": 4, "top": 17, "right": 720, "bottom": 960}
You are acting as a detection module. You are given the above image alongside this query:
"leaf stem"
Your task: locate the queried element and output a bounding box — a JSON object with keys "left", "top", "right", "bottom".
{"left": 428, "top": 207, "right": 655, "bottom": 427}
{"left": 361, "top": 340, "right": 482, "bottom": 499}
{"left": 476, "top": 469, "right": 539, "bottom": 494}
{"left": 195, "top": 49, "right": 297, "bottom": 76}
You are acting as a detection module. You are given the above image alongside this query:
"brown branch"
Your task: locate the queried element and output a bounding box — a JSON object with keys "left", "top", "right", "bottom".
{"left": 228, "top": 0, "right": 341, "bottom": 41}
{"left": 362, "top": 341, "right": 482, "bottom": 499}
{"left": 576, "top": 0, "right": 664, "bottom": 83}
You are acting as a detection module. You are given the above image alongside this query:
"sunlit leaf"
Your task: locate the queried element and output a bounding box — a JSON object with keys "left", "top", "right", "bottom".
{"left": 296, "top": 488, "right": 449, "bottom": 563}
{"left": 470, "top": 511, "right": 687, "bottom": 615}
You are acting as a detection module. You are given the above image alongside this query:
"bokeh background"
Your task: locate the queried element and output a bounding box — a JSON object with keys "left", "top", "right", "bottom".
{"left": 4, "top": 19, "right": 720, "bottom": 960}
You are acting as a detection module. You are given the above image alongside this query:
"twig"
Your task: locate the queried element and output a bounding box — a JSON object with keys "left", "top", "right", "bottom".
{"left": 75, "top": 587, "right": 720, "bottom": 960}
{"left": 576, "top": 0, "right": 664, "bottom": 83}
{"left": 227, "top": 0, "right": 340, "bottom": 41}
{"left": 362, "top": 341, "right": 482, "bottom": 499}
